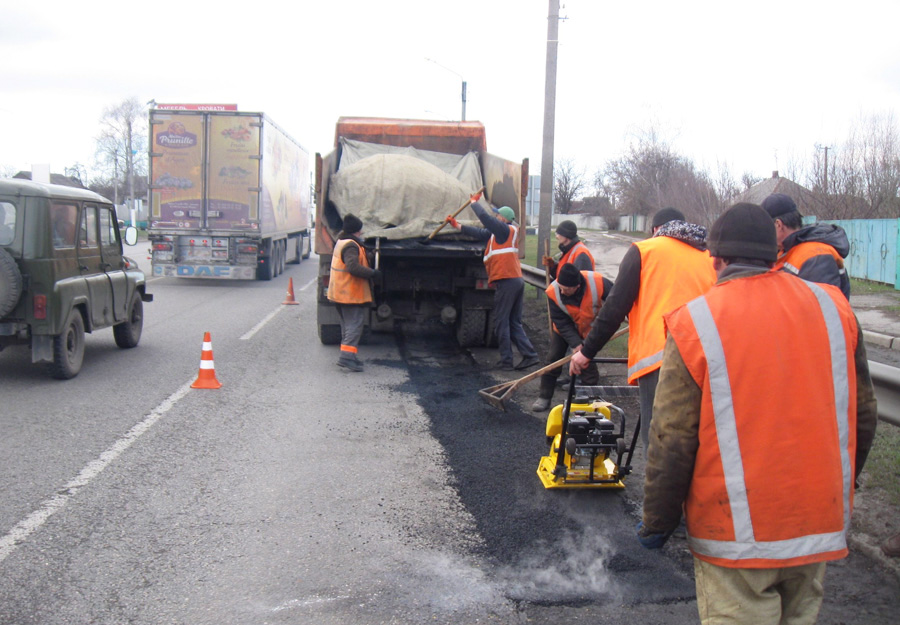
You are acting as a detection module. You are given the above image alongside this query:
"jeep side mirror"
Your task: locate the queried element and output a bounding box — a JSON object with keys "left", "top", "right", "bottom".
{"left": 124, "top": 226, "right": 138, "bottom": 246}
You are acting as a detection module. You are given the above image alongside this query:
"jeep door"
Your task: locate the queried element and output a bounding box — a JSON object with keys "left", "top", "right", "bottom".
{"left": 78, "top": 204, "right": 115, "bottom": 329}
{"left": 98, "top": 206, "right": 129, "bottom": 322}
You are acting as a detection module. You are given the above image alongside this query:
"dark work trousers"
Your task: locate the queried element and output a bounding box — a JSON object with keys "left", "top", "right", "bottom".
{"left": 493, "top": 277, "right": 538, "bottom": 366}
{"left": 638, "top": 368, "right": 660, "bottom": 448}
{"left": 538, "top": 331, "right": 599, "bottom": 399}
{"left": 336, "top": 304, "right": 366, "bottom": 354}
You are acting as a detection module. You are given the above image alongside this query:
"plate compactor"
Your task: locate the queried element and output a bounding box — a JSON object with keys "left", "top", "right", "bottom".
{"left": 537, "top": 367, "right": 641, "bottom": 489}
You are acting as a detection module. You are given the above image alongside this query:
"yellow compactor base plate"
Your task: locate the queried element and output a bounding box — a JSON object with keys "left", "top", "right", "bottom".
{"left": 536, "top": 454, "right": 626, "bottom": 489}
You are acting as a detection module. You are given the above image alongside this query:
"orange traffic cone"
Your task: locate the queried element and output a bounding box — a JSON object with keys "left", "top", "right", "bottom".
{"left": 191, "top": 332, "right": 223, "bottom": 389}
{"left": 282, "top": 277, "right": 299, "bottom": 305}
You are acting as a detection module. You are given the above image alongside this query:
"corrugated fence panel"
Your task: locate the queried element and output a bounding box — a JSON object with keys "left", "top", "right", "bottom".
{"left": 827, "top": 219, "right": 898, "bottom": 287}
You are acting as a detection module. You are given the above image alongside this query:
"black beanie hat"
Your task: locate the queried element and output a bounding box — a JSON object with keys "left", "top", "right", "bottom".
{"left": 341, "top": 213, "right": 363, "bottom": 234}
{"left": 708, "top": 203, "right": 777, "bottom": 262}
{"left": 761, "top": 193, "right": 797, "bottom": 219}
{"left": 556, "top": 220, "right": 577, "bottom": 239}
{"left": 557, "top": 263, "right": 581, "bottom": 287}
{"left": 651, "top": 207, "right": 685, "bottom": 229}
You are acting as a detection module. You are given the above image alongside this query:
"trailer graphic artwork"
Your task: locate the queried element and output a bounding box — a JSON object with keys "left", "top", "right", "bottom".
{"left": 207, "top": 116, "right": 260, "bottom": 230}
{"left": 151, "top": 115, "right": 204, "bottom": 228}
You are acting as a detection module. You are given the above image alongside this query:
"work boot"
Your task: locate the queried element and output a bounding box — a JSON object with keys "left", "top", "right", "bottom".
{"left": 515, "top": 355, "right": 540, "bottom": 370}
{"left": 496, "top": 360, "right": 515, "bottom": 371}
{"left": 531, "top": 396, "right": 552, "bottom": 412}
{"left": 882, "top": 532, "right": 900, "bottom": 557}
{"left": 337, "top": 353, "right": 363, "bottom": 372}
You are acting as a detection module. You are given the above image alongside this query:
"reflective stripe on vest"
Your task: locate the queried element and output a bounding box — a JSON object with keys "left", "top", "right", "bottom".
{"left": 547, "top": 270, "right": 605, "bottom": 338}
{"left": 558, "top": 241, "right": 595, "bottom": 272}
{"left": 682, "top": 279, "right": 853, "bottom": 564}
{"left": 483, "top": 224, "right": 522, "bottom": 281}
{"left": 627, "top": 237, "right": 716, "bottom": 383}
{"left": 776, "top": 241, "right": 843, "bottom": 276}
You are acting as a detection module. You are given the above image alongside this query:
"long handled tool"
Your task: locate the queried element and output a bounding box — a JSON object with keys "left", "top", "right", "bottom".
{"left": 426, "top": 186, "right": 485, "bottom": 240}
{"left": 478, "top": 326, "right": 629, "bottom": 411}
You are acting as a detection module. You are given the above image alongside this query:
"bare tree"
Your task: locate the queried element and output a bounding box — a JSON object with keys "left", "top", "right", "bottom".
{"left": 94, "top": 97, "right": 148, "bottom": 209}
{"left": 554, "top": 157, "right": 585, "bottom": 215}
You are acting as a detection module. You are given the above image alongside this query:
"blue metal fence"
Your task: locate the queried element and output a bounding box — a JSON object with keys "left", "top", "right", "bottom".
{"left": 825, "top": 219, "right": 898, "bottom": 288}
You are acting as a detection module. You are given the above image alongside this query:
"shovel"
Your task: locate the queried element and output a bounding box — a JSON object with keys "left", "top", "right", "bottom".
{"left": 425, "top": 186, "right": 485, "bottom": 241}
{"left": 478, "top": 326, "right": 629, "bottom": 411}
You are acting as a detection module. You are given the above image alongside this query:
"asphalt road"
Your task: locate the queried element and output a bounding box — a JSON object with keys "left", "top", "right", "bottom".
{"left": 0, "top": 241, "right": 898, "bottom": 624}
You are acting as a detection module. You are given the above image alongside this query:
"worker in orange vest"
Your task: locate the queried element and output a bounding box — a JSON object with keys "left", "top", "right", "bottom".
{"left": 327, "top": 213, "right": 381, "bottom": 372}
{"left": 761, "top": 193, "right": 850, "bottom": 299}
{"left": 638, "top": 203, "right": 878, "bottom": 624}
{"left": 541, "top": 219, "right": 595, "bottom": 279}
{"left": 531, "top": 264, "right": 612, "bottom": 411}
{"left": 570, "top": 207, "right": 716, "bottom": 446}
{"left": 447, "top": 202, "right": 539, "bottom": 371}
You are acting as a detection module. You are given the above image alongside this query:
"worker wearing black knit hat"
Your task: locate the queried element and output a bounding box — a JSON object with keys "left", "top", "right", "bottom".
{"left": 638, "top": 201, "right": 877, "bottom": 624}
{"left": 570, "top": 206, "right": 715, "bottom": 447}
{"left": 761, "top": 192, "right": 851, "bottom": 299}
{"left": 542, "top": 219, "right": 594, "bottom": 281}
{"left": 327, "top": 213, "right": 382, "bottom": 372}
{"left": 531, "top": 262, "right": 613, "bottom": 411}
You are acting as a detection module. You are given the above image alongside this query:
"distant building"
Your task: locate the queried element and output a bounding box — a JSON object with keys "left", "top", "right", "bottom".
{"left": 735, "top": 170, "right": 813, "bottom": 214}
{"left": 13, "top": 171, "right": 86, "bottom": 189}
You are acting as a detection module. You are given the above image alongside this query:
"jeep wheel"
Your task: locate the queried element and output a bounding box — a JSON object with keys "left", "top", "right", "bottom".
{"left": 113, "top": 291, "right": 143, "bottom": 348}
{"left": 50, "top": 309, "right": 85, "bottom": 379}
{"left": 0, "top": 247, "right": 23, "bottom": 318}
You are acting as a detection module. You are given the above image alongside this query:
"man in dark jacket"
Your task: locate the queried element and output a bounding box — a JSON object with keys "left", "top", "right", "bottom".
{"left": 761, "top": 193, "right": 851, "bottom": 299}
{"left": 542, "top": 220, "right": 595, "bottom": 279}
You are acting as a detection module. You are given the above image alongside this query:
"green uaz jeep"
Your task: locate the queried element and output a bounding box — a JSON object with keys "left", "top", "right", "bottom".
{"left": 0, "top": 178, "right": 153, "bottom": 379}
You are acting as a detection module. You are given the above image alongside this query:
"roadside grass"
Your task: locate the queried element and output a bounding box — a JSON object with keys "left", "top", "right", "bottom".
{"left": 851, "top": 277, "right": 898, "bottom": 296}
{"left": 866, "top": 422, "right": 900, "bottom": 506}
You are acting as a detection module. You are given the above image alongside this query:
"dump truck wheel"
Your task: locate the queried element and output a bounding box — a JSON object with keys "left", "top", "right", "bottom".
{"left": 456, "top": 309, "right": 486, "bottom": 347}
{"left": 0, "top": 247, "right": 23, "bottom": 319}
{"left": 113, "top": 291, "right": 143, "bottom": 348}
{"left": 50, "top": 309, "right": 85, "bottom": 379}
{"left": 289, "top": 237, "right": 302, "bottom": 265}
{"left": 318, "top": 323, "right": 342, "bottom": 345}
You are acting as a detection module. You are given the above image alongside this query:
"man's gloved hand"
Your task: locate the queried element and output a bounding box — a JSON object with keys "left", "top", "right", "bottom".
{"left": 446, "top": 215, "right": 460, "bottom": 229}
{"left": 541, "top": 255, "right": 557, "bottom": 269}
{"left": 636, "top": 521, "right": 673, "bottom": 550}
{"left": 370, "top": 269, "right": 382, "bottom": 282}
{"left": 470, "top": 191, "right": 482, "bottom": 202}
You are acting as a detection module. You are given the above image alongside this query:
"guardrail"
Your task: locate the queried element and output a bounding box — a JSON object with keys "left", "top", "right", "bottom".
{"left": 523, "top": 263, "right": 900, "bottom": 427}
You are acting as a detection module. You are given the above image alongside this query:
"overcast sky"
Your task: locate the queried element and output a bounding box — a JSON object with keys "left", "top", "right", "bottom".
{"left": 2, "top": 0, "right": 900, "bottom": 190}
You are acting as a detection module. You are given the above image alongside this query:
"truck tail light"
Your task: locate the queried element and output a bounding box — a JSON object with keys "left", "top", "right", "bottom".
{"left": 153, "top": 242, "right": 173, "bottom": 252}
{"left": 33, "top": 295, "right": 47, "bottom": 319}
{"left": 237, "top": 244, "right": 258, "bottom": 255}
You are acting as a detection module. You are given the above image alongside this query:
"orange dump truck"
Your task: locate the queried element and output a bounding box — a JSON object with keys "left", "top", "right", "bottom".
{"left": 315, "top": 117, "right": 528, "bottom": 346}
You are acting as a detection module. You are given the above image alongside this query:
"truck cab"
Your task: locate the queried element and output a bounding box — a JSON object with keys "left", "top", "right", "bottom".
{"left": 0, "top": 178, "right": 153, "bottom": 378}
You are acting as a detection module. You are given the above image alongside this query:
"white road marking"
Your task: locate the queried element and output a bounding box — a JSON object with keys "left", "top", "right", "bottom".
{"left": 0, "top": 380, "right": 195, "bottom": 564}
{"left": 240, "top": 305, "right": 284, "bottom": 341}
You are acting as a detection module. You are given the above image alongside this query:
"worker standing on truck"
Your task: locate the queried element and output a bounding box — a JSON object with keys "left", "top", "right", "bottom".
{"left": 569, "top": 207, "right": 716, "bottom": 446}
{"left": 327, "top": 213, "right": 381, "bottom": 373}
{"left": 541, "top": 220, "right": 595, "bottom": 280}
{"left": 761, "top": 192, "right": 851, "bottom": 299}
{"left": 531, "top": 264, "right": 613, "bottom": 411}
{"left": 637, "top": 202, "right": 878, "bottom": 625}
{"left": 447, "top": 203, "right": 539, "bottom": 371}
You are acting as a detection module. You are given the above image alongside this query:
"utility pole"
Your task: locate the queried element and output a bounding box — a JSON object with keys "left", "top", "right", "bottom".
{"left": 426, "top": 58, "right": 466, "bottom": 121}
{"left": 538, "top": 0, "right": 561, "bottom": 266}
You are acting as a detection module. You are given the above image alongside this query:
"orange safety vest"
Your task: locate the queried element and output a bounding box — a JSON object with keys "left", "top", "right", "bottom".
{"left": 557, "top": 240, "right": 595, "bottom": 273}
{"left": 627, "top": 237, "right": 716, "bottom": 383}
{"left": 327, "top": 238, "right": 373, "bottom": 304}
{"left": 665, "top": 272, "right": 858, "bottom": 569}
{"left": 546, "top": 270, "right": 605, "bottom": 338}
{"left": 483, "top": 224, "right": 522, "bottom": 282}
{"left": 776, "top": 241, "right": 845, "bottom": 275}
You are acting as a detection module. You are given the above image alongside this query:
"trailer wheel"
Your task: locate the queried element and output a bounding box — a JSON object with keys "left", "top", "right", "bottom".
{"left": 456, "top": 309, "right": 487, "bottom": 347}
{"left": 257, "top": 254, "right": 274, "bottom": 281}
{"left": 318, "top": 323, "right": 342, "bottom": 345}
{"left": 50, "top": 308, "right": 85, "bottom": 379}
{"left": 0, "top": 247, "right": 23, "bottom": 318}
{"left": 278, "top": 240, "right": 287, "bottom": 275}
{"left": 301, "top": 232, "right": 311, "bottom": 259}
{"left": 289, "top": 237, "right": 302, "bottom": 265}
{"left": 113, "top": 291, "right": 143, "bottom": 348}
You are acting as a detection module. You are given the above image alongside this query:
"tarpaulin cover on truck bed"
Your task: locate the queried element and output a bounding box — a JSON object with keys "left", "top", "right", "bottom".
{"left": 328, "top": 139, "right": 486, "bottom": 240}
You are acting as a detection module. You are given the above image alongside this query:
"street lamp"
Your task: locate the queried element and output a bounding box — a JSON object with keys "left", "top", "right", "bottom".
{"left": 425, "top": 57, "right": 466, "bottom": 121}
